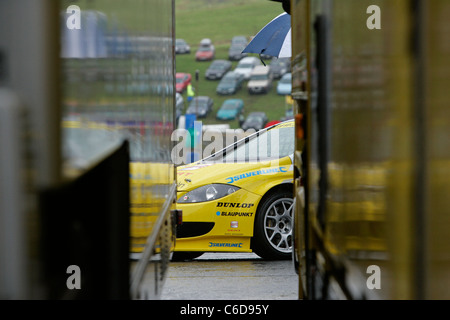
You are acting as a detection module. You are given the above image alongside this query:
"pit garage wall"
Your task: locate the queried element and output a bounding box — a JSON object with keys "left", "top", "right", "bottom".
{"left": 59, "top": 0, "right": 176, "bottom": 299}
{"left": 422, "top": 0, "right": 450, "bottom": 300}
{"left": 0, "top": 0, "right": 176, "bottom": 299}
{"left": 292, "top": 0, "right": 450, "bottom": 300}
{"left": 0, "top": 0, "right": 60, "bottom": 299}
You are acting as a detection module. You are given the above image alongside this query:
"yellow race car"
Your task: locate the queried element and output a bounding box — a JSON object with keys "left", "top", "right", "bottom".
{"left": 174, "top": 120, "right": 295, "bottom": 260}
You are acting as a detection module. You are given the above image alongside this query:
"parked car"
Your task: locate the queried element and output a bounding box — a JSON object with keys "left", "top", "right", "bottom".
{"left": 216, "top": 71, "right": 245, "bottom": 95}
{"left": 234, "top": 56, "right": 261, "bottom": 80}
{"left": 176, "top": 72, "right": 192, "bottom": 93}
{"left": 241, "top": 112, "right": 268, "bottom": 131}
{"left": 277, "top": 73, "right": 292, "bottom": 95}
{"left": 228, "top": 36, "right": 248, "bottom": 61}
{"left": 269, "top": 57, "right": 291, "bottom": 79}
{"left": 175, "top": 38, "right": 190, "bottom": 54}
{"left": 174, "top": 120, "right": 295, "bottom": 260}
{"left": 205, "top": 59, "right": 232, "bottom": 80}
{"left": 231, "top": 35, "right": 248, "bottom": 46}
{"left": 195, "top": 38, "right": 215, "bottom": 61}
{"left": 216, "top": 99, "right": 244, "bottom": 121}
{"left": 247, "top": 65, "right": 273, "bottom": 94}
{"left": 228, "top": 44, "right": 248, "bottom": 61}
{"left": 186, "top": 96, "right": 214, "bottom": 118}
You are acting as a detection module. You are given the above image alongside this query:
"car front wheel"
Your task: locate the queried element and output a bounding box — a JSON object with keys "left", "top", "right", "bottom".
{"left": 252, "top": 190, "right": 294, "bottom": 260}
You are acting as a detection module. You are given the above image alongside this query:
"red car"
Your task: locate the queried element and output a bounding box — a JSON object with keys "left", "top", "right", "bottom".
{"left": 195, "top": 38, "right": 215, "bottom": 61}
{"left": 176, "top": 73, "right": 192, "bottom": 93}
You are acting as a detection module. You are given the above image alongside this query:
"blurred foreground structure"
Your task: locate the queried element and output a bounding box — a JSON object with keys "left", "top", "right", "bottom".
{"left": 0, "top": 0, "right": 176, "bottom": 299}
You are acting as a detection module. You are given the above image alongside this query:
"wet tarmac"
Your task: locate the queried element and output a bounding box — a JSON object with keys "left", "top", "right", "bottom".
{"left": 161, "top": 253, "right": 298, "bottom": 300}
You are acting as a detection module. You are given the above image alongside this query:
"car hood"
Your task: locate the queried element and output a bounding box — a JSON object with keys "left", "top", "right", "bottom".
{"left": 176, "top": 157, "right": 292, "bottom": 194}
{"left": 218, "top": 82, "right": 235, "bottom": 89}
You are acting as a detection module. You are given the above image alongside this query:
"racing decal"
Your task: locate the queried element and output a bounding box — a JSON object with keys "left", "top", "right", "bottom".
{"left": 209, "top": 242, "right": 243, "bottom": 248}
{"left": 178, "top": 164, "right": 213, "bottom": 171}
{"left": 225, "top": 166, "right": 288, "bottom": 184}
{"left": 216, "top": 202, "right": 254, "bottom": 209}
{"left": 177, "top": 182, "right": 186, "bottom": 189}
{"left": 219, "top": 211, "right": 254, "bottom": 217}
{"left": 230, "top": 221, "right": 239, "bottom": 228}
{"left": 177, "top": 171, "right": 193, "bottom": 177}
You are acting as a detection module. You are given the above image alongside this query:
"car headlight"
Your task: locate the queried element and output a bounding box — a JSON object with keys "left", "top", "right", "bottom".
{"left": 177, "top": 184, "right": 240, "bottom": 203}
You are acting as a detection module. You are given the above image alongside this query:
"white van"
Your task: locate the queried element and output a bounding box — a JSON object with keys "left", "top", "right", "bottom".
{"left": 234, "top": 56, "right": 261, "bottom": 80}
{"left": 247, "top": 65, "right": 273, "bottom": 94}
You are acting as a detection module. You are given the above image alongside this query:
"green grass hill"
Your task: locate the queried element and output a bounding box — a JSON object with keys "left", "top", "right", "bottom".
{"left": 175, "top": 0, "right": 291, "bottom": 129}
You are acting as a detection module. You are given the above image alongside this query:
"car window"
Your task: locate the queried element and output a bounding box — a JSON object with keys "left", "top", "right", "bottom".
{"left": 223, "top": 73, "right": 236, "bottom": 79}
{"left": 221, "top": 78, "right": 234, "bottom": 83}
{"left": 237, "top": 63, "right": 252, "bottom": 69}
{"left": 222, "top": 102, "right": 239, "bottom": 110}
{"left": 210, "top": 63, "right": 225, "bottom": 70}
{"left": 205, "top": 124, "right": 294, "bottom": 163}
{"left": 280, "top": 75, "right": 291, "bottom": 83}
{"left": 251, "top": 74, "right": 268, "bottom": 81}
{"left": 247, "top": 116, "right": 263, "bottom": 123}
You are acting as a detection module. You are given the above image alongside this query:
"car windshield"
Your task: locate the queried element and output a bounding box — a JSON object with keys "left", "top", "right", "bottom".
{"left": 251, "top": 74, "right": 268, "bottom": 81}
{"left": 232, "top": 37, "right": 247, "bottom": 44}
{"left": 223, "top": 73, "right": 237, "bottom": 79}
{"left": 280, "top": 76, "right": 291, "bottom": 84}
{"left": 222, "top": 102, "right": 239, "bottom": 110}
{"left": 204, "top": 123, "right": 294, "bottom": 162}
{"left": 198, "top": 46, "right": 211, "bottom": 52}
{"left": 210, "top": 64, "right": 225, "bottom": 70}
{"left": 189, "top": 98, "right": 208, "bottom": 107}
{"left": 237, "top": 63, "right": 252, "bottom": 69}
{"left": 247, "top": 117, "right": 263, "bottom": 123}
{"left": 271, "top": 61, "right": 286, "bottom": 67}
{"left": 220, "top": 79, "right": 236, "bottom": 85}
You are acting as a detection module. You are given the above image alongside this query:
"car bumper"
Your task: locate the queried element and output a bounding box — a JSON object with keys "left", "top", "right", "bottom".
{"left": 248, "top": 86, "right": 268, "bottom": 94}
{"left": 216, "top": 89, "right": 235, "bottom": 95}
{"left": 174, "top": 188, "right": 261, "bottom": 252}
{"left": 206, "top": 74, "right": 221, "bottom": 80}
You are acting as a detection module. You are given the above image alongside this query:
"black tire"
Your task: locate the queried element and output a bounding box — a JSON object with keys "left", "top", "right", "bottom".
{"left": 171, "top": 251, "right": 204, "bottom": 262}
{"left": 252, "top": 190, "right": 294, "bottom": 260}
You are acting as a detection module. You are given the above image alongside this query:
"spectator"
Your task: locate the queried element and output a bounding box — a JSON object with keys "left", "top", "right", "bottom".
{"left": 187, "top": 83, "right": 195, "bottom": 102}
